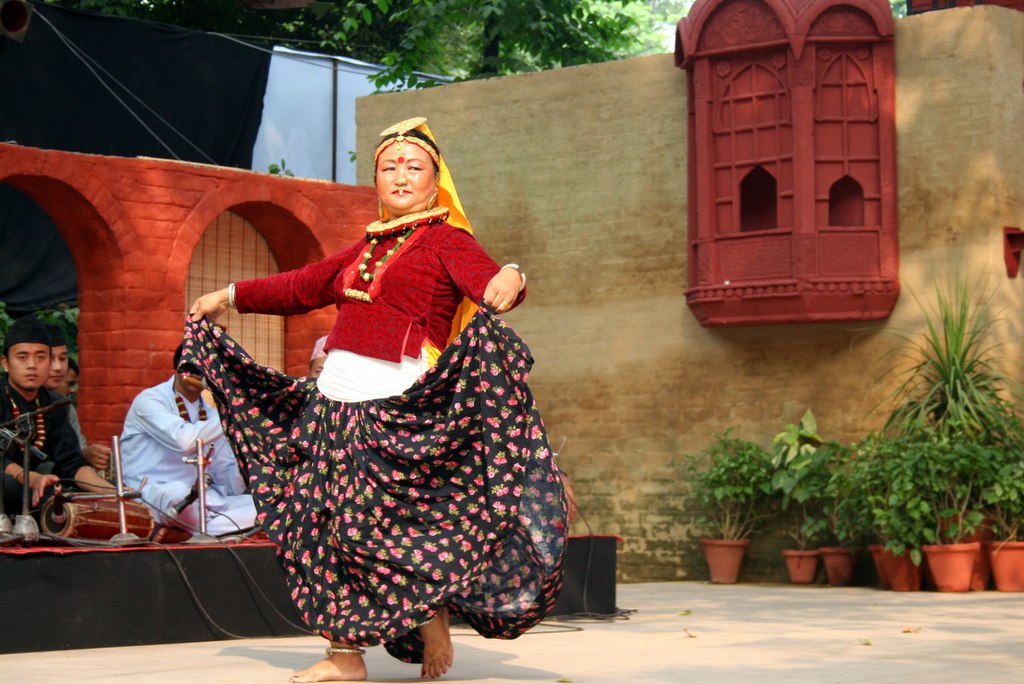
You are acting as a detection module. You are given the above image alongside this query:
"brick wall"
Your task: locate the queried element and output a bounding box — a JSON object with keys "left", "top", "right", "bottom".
{"left": 0, "top": 148, "right": 376, "bottom": 443}
{"left": 356, "top": 6, "right": 1024, "bottom": 581}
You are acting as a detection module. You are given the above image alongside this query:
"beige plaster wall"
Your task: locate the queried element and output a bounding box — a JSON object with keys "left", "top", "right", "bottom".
{"left": 356, "top": 6, "right": 1024, "bottom": 581}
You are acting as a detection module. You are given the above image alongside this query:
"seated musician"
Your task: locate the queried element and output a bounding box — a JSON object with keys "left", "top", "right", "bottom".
{"left": 1, "top": 318, "right": 113, "bottom": 516}
{"left": 119, "top": 344, "right": 256, "bottom": 537}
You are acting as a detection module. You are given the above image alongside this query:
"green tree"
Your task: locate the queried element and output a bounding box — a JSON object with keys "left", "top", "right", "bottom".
{"left": 46, "top": 0, "right": 909, "bottom": 88}
{"left": 47, "top": 0, "right": 652, "bottom": 88}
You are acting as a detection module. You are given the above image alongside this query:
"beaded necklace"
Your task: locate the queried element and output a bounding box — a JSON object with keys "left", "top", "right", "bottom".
{"left": 9, "top": 397, "right": 46, "bottom": 450}
{"left": 342, "top": 207, "right": 448, "bottom": 304}
{"left": 358, "top": 226, "right": 416, "bottom": 283}
{"left": 174, "top": 393, "right": 206, "bottom": 423}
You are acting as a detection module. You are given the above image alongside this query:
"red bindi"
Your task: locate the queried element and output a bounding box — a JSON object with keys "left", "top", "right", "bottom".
{"left": 397, "top": 157, "right": 405, "bottom": 164}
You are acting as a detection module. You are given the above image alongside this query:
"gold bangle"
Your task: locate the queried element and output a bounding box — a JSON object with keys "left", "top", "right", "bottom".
{"left": 325, "top": 646, "right": 366, "bottom": 655}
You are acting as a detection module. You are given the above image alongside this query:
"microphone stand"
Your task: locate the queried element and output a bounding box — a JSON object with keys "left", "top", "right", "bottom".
{"left": 1, "top": 397, "right": 87, "bottom": 544}
{"left": 183, "top": 438, "right": 216, "bottom": 544}
{"left": 108, "top": 436, "right": 142, "bottom": 545}
{"left": 12, "top": 414, "right": 40, "bottom": 542}
{"left": 0, "top": 428, "right": 14, "bottom": 539}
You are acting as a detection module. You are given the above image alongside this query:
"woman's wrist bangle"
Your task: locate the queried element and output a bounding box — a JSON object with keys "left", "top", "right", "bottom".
{"left": 501, "top": 263, "right": 527, "bottom": 293}
{"left": 227, "top": 283, "right": 236, "bottom": 310}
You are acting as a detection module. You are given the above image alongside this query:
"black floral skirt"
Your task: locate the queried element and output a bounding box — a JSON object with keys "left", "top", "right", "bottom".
{"left": 181, "top": 308, "right": 567, "bottom": 662}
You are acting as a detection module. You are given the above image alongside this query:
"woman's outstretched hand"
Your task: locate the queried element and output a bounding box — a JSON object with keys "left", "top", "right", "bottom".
{"left": 482, "top": 267, "right": 523, "bottom": 314}
{"left": 189, "top": 287, "right": 231, "bottom": 322}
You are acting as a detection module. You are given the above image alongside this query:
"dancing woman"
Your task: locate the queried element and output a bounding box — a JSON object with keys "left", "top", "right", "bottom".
{"left": 187, "top": 118, "right": 567, "bottom": 682}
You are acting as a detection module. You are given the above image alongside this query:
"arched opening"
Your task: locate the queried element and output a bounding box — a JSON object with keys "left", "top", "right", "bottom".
{"left": 828, "top": 175, "right": 865, "bottom": 226}
{"left": 185, "top": 211, "right": 283, "bottom": 369}
{"left": 740, "top": 166, "right": 777, "bottom": 232}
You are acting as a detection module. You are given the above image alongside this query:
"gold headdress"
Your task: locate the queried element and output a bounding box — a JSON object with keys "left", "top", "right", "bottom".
{"left": 374, "top": 117, "right": 440, "bottom": 168}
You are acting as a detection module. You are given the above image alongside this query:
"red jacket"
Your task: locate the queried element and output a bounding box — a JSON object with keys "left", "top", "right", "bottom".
{"left": 235, "top": 222, "right": 523, "bottom": 362}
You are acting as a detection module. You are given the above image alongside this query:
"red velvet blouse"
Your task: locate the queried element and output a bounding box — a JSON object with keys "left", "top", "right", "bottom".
{"left": 234, "top": 219, "right": 524, "bottom": 363}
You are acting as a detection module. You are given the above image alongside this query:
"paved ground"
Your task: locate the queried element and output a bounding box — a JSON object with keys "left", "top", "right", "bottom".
{"left": 3, "top": 581, "right": 1023, "bottom": 683}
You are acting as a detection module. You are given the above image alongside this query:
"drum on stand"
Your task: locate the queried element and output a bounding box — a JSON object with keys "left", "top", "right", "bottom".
{"left": 41, "top": 494, "right": 154, "bottom": 541}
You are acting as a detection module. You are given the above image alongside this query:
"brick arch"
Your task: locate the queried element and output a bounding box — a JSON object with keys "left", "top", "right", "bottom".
{"left": 176, "top": 183, "right": 344, "bottom": 374}
{"left": 0, "top": 143, "right": 376, "bottom": 443}
{"left": 0, "top": 170, "right": 135, "bottom": 442}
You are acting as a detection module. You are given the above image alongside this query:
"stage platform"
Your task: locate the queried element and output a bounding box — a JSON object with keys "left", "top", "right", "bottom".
{"left": 3, "top": 581, "right": 1024, "bottom": 684}
{"left": 1, "top": 533, "right": 621, "bottom": 654}
{"left": 0, "top": 538, "right": 307, "bottom": 654}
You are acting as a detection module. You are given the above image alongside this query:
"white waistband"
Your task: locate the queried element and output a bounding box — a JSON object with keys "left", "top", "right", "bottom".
{"left": 316, "top": 348, "right": 427, "bottom": 402}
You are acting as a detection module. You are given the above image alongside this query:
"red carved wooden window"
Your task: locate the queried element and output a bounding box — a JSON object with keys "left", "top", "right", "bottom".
{"left": 676, "top": 0, "right": 899, "bottom": 326}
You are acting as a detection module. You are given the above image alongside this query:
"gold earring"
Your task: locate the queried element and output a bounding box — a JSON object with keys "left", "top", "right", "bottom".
{"left": 427, "top": 191, "right": 438, "bottom": 209}
{"left": 377, "top": 198, "right": 384, "bottom": 219}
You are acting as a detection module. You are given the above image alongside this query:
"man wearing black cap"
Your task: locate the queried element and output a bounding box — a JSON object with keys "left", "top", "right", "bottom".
{"left": 43, "top": 324, "right": 112, "bottom": 473}
{"left": 1, "top": 317, "right": 112, "bottom": 515}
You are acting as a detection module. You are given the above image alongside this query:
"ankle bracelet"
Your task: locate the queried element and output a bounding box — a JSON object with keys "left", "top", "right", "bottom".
{"left": 325, "top": 646, "right": 366, "bottom": 656}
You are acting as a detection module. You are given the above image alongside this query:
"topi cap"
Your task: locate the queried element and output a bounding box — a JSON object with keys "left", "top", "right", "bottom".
{"left": 3, "top": 317, "right": 52, "bottom": 355}
{"left": 45, "top": 323, "right": 67, "bottom": 348}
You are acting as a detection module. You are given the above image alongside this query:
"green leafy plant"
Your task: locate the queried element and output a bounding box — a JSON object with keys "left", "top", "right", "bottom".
{"left": 267, "top": 158, "right": 295, "bottom": 177}
{"left": 980, "top": 419, "right": 1024, "bottom": 541}
{"left": 770, "top": 410, "right": 830, "bottom": 549}
{"left": 983, "top": 460, "right": 1024, "bottom": 541}
{"left": 821, "top": 441, "right": 869, "bottom": 548}
{"left": 0, "top": 302, "right": 79, "bottom": 361}
{"left": 857, "top": 430, "right": 990, "bottom": 566}
{"left": 687, "top": 430, "right": 775, "bottom": 541}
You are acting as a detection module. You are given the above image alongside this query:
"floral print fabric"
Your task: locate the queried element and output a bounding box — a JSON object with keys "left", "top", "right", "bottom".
{"left": 181, "top": 308, "right": 567, "bottom": 662}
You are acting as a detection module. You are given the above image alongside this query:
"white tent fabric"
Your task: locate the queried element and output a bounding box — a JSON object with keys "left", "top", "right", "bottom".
{"left": 252, "top": 47, "right": 384, "bottom": 185}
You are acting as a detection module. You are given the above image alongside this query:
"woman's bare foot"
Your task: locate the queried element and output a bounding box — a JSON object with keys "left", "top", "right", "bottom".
{"left": 289, "top": 643, "right": 367, "bottom": 683}
{"left": 418, "top": 606, "right": 454, "bottom": 679}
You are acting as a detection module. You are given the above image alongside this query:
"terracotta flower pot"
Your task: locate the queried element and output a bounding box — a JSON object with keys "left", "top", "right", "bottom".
{"left": 782, "top": 549, "right": 819, "bottom": 584}
{"left": 819, "top": 547, "right": 855, "bottom": 586}
{"left": 868, "top": 544, "right": 892, "bottom": 590}
{"left": 700, "top": 538, "right": 750, "bottom": 584}
{"left": 877, "top": 547, "right": 921, "bottom": 591}
{"left": 922, "top": 542, "right": 981, "bottom": 592}
{"left": 987, "top": 540, "right": 1024, "bottom": 592}
{"left": 960, "top": 525, "right": 994, "bottom": 591}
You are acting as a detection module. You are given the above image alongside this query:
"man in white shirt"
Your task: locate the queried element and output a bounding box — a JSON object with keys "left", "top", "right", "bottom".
{"left": 119, "top": 344, "right": 256, "bottom": 536}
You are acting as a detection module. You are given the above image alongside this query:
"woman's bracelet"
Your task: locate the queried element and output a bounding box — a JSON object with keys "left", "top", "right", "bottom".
{"left": 501, "top": 263, "right": 527, "bottom": 293}
{"left": 227, "top": 282, "right": 236, "bottom": 310}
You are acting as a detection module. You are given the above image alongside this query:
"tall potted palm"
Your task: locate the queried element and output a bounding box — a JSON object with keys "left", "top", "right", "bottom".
{"left": 688, "top": 430, "right": 774, "bottom": 584}
{"left": 879, "top": 277, "right": 1019, "bottom": 591}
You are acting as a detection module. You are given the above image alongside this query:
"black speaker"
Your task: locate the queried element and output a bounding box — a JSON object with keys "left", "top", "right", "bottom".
{"left": 0, "top": 0, "right": 31, "bottom": 43}
{"left": 548, "top": 535, "right": 619, "bottom": 617}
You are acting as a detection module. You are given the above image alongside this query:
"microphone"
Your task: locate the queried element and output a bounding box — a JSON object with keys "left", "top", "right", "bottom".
{"left": 167, "top": 486, "right": 198, "bottom": 516}
{"left": 0, "top": 394, "right": 75, "bottom": 431}
{"left": 0, "top": 427, "right": 50, "bottom": 461}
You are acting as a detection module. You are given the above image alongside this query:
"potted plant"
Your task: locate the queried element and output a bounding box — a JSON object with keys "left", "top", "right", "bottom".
{"left": 770, "top": 410, "right": 829, "bottom": 583}
{"left": 917, "top": 433, "right": 992, "bottom": 592}
{"left": 981, "top": 440, "right": 1024, "bottom": 591}
{"left": 688, "top": 430, "right": 774, "bottom": 584}
{"left": 856, "top": 433, "right": 934, "bottom": 590}
{"left": 876, "top": 277, "right": 1021, "bottom": 591}
{"left": 818, "top": 441, "right": 862, "bottom": 586}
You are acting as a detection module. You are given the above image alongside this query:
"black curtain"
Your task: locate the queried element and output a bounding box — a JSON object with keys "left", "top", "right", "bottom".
{"left": 0, "top": 3, "right": 272, "bottom": 314}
